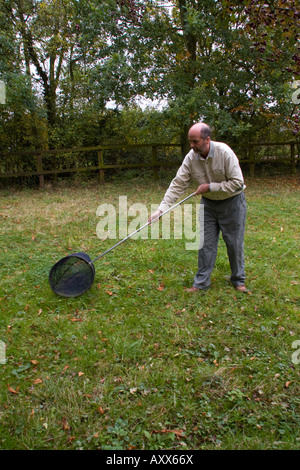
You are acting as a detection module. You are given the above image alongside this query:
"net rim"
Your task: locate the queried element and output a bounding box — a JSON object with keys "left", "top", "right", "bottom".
{"left": 49, "top": 252, "right": 95, "bottom": 297}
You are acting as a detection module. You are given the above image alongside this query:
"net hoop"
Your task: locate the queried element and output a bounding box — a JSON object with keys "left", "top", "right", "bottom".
{"left": 49, "top": 252, "right": 95, "bottom": 297}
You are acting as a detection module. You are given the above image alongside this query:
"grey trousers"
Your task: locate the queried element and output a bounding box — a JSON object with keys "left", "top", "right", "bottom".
{"left": 193, "top": 192, "right": 247, "bottom": 290}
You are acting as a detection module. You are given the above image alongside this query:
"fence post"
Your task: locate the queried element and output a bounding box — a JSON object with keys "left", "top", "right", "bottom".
{"left": 36, "top": 154, "right": 45, "bottom": 189}
{"left": 290, "top": 143, "right": 296, "bottom": 174}
{"left": 98, "top": 148, "right": 105, "bottom": 184}
{"left": 152, "top": 145, "right": 158, "bottom": 180}
{"left": 249, "top": 145, "right": 255, "bottom": 177}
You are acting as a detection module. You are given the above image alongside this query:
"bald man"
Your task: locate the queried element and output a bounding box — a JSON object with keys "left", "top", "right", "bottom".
{"left": 149, "top": 123, "right": 248, "bottom": 293}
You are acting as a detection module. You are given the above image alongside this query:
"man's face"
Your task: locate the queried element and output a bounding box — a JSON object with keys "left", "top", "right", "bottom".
{"left": 188, "top": 130, "right": 210, "bottom": 157}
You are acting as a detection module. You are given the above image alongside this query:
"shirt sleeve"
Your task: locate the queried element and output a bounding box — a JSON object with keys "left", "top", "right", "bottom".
{"left": 158, "top": 156, "right": 191, "bottom": 212}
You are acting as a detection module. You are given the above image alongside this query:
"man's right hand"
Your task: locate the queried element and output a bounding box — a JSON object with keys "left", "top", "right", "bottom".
{"left": 148, "top": 209, "right": 162, "bottom": 224}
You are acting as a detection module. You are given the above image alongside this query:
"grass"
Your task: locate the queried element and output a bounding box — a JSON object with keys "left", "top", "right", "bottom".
{"left": 0, "top": 172, "right": 299, "bottom": 450}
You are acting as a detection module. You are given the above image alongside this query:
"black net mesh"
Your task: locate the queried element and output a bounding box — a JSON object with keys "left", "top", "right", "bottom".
{"left": 49, "top": 253, "right": 95, "bottom": 297}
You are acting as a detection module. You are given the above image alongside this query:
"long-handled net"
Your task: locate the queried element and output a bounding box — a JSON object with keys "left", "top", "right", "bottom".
{"left": 49, "top": 192, "right": 196, "bottom": 298}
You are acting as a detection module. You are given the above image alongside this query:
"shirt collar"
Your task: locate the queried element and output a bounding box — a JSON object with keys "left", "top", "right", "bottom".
{"left": 194, "top": 141, "right": 214, "bottom": 160}
{"left": 207, "top": 140, "right": 214, "bottom": 158}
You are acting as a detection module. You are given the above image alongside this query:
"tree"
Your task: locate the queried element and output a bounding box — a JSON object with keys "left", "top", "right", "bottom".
{"left": 242, "top": 0, "right": 300, "bottom": 135}
{"left": 97, "top": 0, "right": 299, "bottom": 144}
{"left": 1, "top": 0, "right": 299, "bottom": 155}
{"left": 1, "top": 0, "right": 140, "bottom": 148}
{"left": 0, "top": 1, "right": 48, "bottom": 153}
{"left": 4, "top": 0, "right": 81, "bottom": 126}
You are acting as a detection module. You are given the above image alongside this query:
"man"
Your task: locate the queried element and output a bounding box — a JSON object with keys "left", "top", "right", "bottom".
{"left": 148, "top": 122, "right": 248, "bottom": 293}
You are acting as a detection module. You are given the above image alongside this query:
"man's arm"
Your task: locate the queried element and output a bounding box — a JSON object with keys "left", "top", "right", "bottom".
{"left": 157, "top": 157, "right": 191, "bottom": 213}
{"left": 148, "top": 155, "right": 192, "bottom": 222}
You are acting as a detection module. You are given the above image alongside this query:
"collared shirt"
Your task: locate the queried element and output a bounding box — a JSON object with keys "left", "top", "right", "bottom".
{"left": 158, "top": 140, "right": 245, "bottom": 213}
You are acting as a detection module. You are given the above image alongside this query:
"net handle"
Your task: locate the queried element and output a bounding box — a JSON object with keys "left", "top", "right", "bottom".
{"left": 90, "top": 191, "right": 197, "bottom": 264}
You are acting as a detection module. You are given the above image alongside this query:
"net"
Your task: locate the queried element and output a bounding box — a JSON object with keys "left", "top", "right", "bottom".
{"left": 49, "top": 252, "right": 95, "bottom": 297}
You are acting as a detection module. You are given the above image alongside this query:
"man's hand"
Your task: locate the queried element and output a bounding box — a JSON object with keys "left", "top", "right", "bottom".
{"left": 195, "top": 183, "right": 210, "bottom": 195}
{"left": 148, "top": 209, "right": 162, "bottom": 224}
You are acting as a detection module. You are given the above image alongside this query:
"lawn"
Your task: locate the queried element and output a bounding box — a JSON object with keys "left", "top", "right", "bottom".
{"left": 0, "top": 173, "right": 299, "bottom": 450}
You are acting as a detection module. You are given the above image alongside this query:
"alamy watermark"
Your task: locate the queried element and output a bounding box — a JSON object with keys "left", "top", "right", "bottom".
{"left": 96, "top": 196, "right": 204, "bottom": 251}
{"left": 292, "top": 80, "right": 300, "bottom": 105}
{"left": 0, "top": 341, "right": 6, "bottom": 365}
{"left": 292, "top": 340, "right": 300, "bottom": 365}
{"left": 0, "top": 81, "right": 6, "bottom": 104}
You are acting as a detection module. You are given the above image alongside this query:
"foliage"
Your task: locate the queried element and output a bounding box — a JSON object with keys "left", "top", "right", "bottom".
{"left": 0, "top": 2, "right": 48, "bottom": 152}
{"left": 0, "top": 0, "right": 299, "bottom": 155}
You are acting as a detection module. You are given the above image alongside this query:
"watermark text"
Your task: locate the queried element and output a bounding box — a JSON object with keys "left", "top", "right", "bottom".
{"left": 96, "top": 196, "right": 204, "bottom": 251}
{"left": 0, "top": 81, "right": 6, "bottom": 104}
{"left": 0, "top": 341, "right": 6, "bottom": 364}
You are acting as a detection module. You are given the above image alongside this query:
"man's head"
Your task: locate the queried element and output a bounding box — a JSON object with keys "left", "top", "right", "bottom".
{"left": 188, "top": 123, "right": 211, "bottom": 157}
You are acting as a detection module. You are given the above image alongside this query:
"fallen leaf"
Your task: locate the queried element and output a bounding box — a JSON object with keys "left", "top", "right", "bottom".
{"left": 97, "top": 406, "right": 104, "bottom": 414}
{"left": 285, "top": 381, "right": 294, "bottom": 388}
{"left": 160, "top": 429, "right": 184, "bottom": 437}
{"left": 62, "top": 417, "right": 70, "bottom": 430}
{"left": 33, "top": 378, "right": 43, "bottom": 385}
{"left": 7, "top": 385, "right": 19, "bottom": 394}
{"left": 78, "top": 371, "right": 84, "bottom": 377}
{"left": 30, "top": 360, "right": 39, "bottom": 365}
{"left": 156, "top": 284, "right": 165, "bottom": 291}
{"left": 106, "top": 291, "right": 113, "bottom": 296}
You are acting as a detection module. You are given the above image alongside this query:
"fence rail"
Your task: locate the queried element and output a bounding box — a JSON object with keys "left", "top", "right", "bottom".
{"left": 0, "top": 141, "right": 299, "bottom": 188}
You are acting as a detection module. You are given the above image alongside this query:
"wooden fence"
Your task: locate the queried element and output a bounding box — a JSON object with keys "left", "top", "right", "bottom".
{"left": 0, "top": 141, "right": 298, "bottom": 189}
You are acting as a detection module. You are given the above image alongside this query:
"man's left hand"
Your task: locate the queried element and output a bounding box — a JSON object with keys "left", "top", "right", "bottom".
{"left": 195, "top": 183, "right": 210, "bottom": 195}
